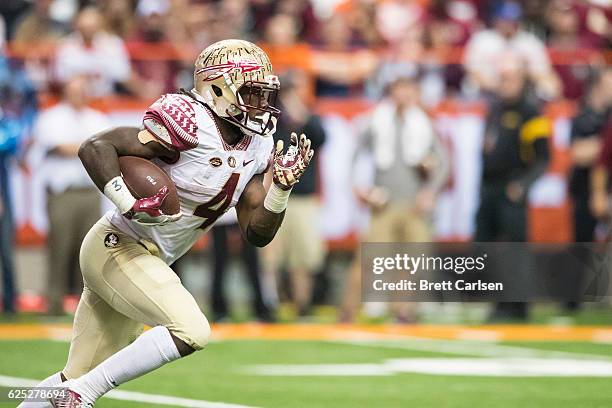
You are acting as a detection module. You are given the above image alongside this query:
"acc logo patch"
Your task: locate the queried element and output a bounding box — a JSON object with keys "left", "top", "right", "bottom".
{"left": 209, "top": 157, "right": 222, "bottom": 167}
{"left": 104, "top": 233, "right": 119, "bottom": 248}
{"left": 228, "top": 156, "right": 236, "bottom": 168}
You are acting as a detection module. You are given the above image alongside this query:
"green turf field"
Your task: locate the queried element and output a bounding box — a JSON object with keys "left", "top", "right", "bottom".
{"left": 1, "top": 338, "right": 612, "bottom": 408}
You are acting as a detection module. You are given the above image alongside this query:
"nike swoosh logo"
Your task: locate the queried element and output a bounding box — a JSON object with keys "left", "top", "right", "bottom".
{"left": 243, "top": 159, "right": 255, "bottom": 166}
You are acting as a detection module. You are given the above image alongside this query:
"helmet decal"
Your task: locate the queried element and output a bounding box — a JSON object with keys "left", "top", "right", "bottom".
{"left": 195, "top": 58, "right": 264, "bottom": 81}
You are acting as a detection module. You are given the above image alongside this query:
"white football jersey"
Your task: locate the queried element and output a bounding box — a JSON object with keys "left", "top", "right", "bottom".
{"left": 107, "top": 93, "right": 273, "bottom": 264}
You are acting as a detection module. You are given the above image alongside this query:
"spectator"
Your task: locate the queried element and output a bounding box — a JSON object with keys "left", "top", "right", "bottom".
{"left": 264, "top": 69, "right": 327, "bottom": 317}
{"left": 169, "top": 1, "right": 215, "bottom": 48}
{"left": 426, "top": 0, "right": 481, "bottom": 94}
{"left": 341, "top": 74, "right": 449, "bottom": 322}
{"left": 333, "top": 0, "right": 383, "bottom": 48}
{"left": 463, "top": 0, "right": 561, "bottom": 100}
{"left": 573, "top": 0, "right": 610, "bottom": 49}
{"left": 207, "top": 0, "right": 253, "bottom": 42}
{"left": 0, "top": 54, "right": 37, "bottom": 314}
{"left": 33, "top": 76, "right": 110, "bottom": 315}
{"left": 12, "top": 0, "right": 67, "bottom": 48}
{"left": 570, "top": 68, "right": 612, "bottom": 243}
{"left": 313, "top": 13, "right": 377, "bottom": 97}
{"left": 0, "top": 109, "right": 19, "bottom": 315}
{"left": 251, "top": 0, "right": 319, "bottom": 43}
{"left": 55, "top": 7, "right": 131, "bottom": 96}
{"left": 261, "top": 13, "right": 315, "bottom": 78}
{"left": 475, "top": 56, "right": 551, "bottom": 321}
{"left": 12, "top": 0, "right": 68, "bottom": 91}
{"left": 566, "top": 69, "right": 612, "bottom": 311}
{"left": 520, "top": 0, "right": 549, "bottom": 38}
{"left": 590, "top": 118, "right": 612, "bottom": 221}
{"left": 128, "top": 0, "right": 180, "bottom": 100}
{"left": 0, "top": 176, "right": 14, "bottom": 314}
{"left": 210, "top": 210, "right": 274, "bottom": 322}
{"left": 100, "top": 0, "right": 136, "bottom": 39}
{"left": 375, "top": 0, "right": 426, "bottom": 46}
{"left": 546, "top": 0, "right": 602, "bottom": 101}
{"left": 369, "top": 23, "right": 446, "bottom": 106}
{"left": 265, "top": 12, "right": 300, "bottom": 48}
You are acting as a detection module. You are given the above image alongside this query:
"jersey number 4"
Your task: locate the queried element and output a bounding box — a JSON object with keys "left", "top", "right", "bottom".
{"left": 194, "top": 173, "right": 240, "bottom": 229}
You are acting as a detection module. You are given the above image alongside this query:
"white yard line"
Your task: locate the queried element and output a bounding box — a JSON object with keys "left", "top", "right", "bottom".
{"left": 0, "top": 375, "right": 257, "bottom": 408}
{"left": 330, "top": 337, "right": 612, "bottom": 361}
{"left": 246, "top": 364, "right": 392, "bottom": 377}
{"left": 245, "top": 357, "right": 612, "bottom": 377}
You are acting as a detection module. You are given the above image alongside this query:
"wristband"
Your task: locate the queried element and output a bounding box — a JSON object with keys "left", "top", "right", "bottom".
{"left": 264, "top": 183, "right": 291, "bottom": 214}
{"left": 104, "top": 176, "right": 136, "bottom": 214}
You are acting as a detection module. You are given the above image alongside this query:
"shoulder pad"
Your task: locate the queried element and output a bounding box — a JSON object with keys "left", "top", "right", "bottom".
{"left": 143, "top": 94, "right": 199, "bottom": 151}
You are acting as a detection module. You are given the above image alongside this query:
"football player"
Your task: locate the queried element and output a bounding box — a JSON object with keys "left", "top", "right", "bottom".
{"left": 20, "top": 39, "right": 313, "bottom": 408}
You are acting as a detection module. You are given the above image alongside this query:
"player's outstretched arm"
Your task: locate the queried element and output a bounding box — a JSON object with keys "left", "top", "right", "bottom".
{"left": 79, "top": 126, "right": 181, "bottom": 225}
{"left": 236, "top": 132, "right": 314, "bottom": 247}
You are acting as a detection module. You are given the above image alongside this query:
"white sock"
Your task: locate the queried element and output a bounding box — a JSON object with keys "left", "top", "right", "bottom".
{"left": 17, "top": 372, "right": 63, "bottom": 407}
{"left": 71, "top": 326, "right": 181, "bottom": 404}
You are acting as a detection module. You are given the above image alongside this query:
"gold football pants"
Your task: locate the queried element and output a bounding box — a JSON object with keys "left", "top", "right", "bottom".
{"left": 63, "top": 217, "right": 210, "bottom": 379}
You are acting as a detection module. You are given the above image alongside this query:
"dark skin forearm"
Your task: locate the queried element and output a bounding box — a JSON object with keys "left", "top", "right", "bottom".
{"left": 78, "top": 126, "right": 173, "bottom": 191}
{"left": 246, "top": 208, "right": 285, "bottom": 247}
{"left": 236, "top": 173, "right": 285, "bottom": 247}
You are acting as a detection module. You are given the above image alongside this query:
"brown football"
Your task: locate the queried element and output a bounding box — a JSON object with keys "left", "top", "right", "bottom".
{"left": 118, "top": 156, "right": 180, "bottom": 215}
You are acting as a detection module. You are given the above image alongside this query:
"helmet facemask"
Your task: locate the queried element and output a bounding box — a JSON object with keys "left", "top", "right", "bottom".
{"left": 227, "top": 77, "right": 280, "bottom": 137}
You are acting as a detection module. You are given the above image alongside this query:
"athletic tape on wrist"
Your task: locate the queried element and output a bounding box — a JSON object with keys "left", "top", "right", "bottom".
{"left": 104, "top": 176, "right": 137, "bottom": 214}
{"left": 264, "top": 183, "right": 291, "bottom": 213}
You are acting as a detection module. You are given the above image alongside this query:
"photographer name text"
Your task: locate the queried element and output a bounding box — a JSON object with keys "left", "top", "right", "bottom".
{"left": 372, "top": 279, "right": 503, "bottom": 292}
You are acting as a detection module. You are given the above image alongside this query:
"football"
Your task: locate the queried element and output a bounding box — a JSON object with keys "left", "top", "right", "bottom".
{"left": 118, "top": 156, "right": 180, "bottom": 215}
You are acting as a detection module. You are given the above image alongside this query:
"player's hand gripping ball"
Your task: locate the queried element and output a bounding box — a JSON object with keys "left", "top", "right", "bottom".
{"left": 272, "top": 132, "right": 314, "bottom": 190}
{"left": 118, "top": 156, "right": 182, "bottom": 226}
{"left": 125, "top": 186, "right": 182, "bottom": 226}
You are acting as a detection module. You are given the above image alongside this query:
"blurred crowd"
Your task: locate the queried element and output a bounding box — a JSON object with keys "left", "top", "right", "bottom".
{"left": 0, "top": 0, "right": 609, "bottom": 101}
{"left": 0, "top": 0, "right": 610, "bottom": 321}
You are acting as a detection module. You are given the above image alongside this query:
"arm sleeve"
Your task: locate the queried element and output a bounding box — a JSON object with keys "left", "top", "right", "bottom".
{"left": 142, "top": 94, "right": 199, "bottom": 151}
{"left": 518, "top": 115, "right": 551, "bottom": 189}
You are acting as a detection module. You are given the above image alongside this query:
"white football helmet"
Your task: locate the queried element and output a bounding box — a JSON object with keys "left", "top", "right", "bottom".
{"left": 193, "top": 39, "right": 280, "bottom": 137}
